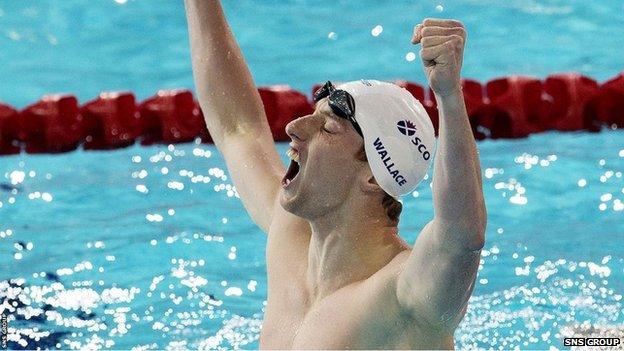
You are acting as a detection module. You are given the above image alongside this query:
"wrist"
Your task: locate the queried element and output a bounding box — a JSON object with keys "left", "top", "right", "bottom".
{"left": 434, "top": 84, "right": 462, "bottom": 99}
{"left": 434, "top": 85, "right": 463, "bottom": 104}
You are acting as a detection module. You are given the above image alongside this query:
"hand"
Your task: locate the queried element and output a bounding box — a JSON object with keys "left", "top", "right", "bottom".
{"left": 411, "top": 18, "right": 466, "bottom": 98}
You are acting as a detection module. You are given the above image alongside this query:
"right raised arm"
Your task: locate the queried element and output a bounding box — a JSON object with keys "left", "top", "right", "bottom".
{"left": 185, "top": 0, "right": 285, "bottom": 232}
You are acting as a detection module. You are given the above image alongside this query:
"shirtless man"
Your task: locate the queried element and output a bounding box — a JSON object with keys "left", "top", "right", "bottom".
{"left": 185, "top": 1, "right": 486, "bottom": 349}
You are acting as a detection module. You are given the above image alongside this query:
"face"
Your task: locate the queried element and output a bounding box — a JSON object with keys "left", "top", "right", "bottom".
{"left": 279, "top": 99, "right": 366, "bottom": 220}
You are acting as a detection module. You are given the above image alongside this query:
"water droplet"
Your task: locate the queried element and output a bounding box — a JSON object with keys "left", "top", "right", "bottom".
{"left": 371, "top": 25, "right": 383, "bottom": 37}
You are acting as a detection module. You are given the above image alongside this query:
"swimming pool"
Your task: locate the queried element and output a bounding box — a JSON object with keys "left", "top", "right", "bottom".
{"left": 1, "top": 1, "right": 623, "bottom": 349}
{"left": 2, "top": 132, "right": 623, "bottom": 349}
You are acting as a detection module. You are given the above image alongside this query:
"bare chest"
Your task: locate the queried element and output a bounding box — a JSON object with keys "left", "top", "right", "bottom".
{"left": 259, "top": 284, "right": 437, "bottom": 349}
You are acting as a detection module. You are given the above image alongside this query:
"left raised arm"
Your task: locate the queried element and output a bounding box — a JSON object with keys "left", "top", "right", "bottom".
{"left": 396, "top": 18, "right": 487, "bottom": 330}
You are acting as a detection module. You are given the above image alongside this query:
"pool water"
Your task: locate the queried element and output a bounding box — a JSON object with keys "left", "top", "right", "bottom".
{"left": 2, "top": 131, "right": 623, "bottom": 349}
{"left": 1, "top": 0, "right": 623, "bottom": 349}
{"left": 1, "top": 1, "right": 624, "bottom": 108}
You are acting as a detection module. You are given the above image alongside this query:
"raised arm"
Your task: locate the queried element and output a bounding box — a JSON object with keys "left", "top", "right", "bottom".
{"left": 396, "top": 18, "right": 487, "bottom": 329}
{"left": 185, "top": 0, "right": 284, "bottom": 232}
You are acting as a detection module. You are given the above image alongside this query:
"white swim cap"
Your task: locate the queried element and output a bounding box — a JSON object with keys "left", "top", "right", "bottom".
{"left": 338, "top": 79, "right": 436, "bottom": 197}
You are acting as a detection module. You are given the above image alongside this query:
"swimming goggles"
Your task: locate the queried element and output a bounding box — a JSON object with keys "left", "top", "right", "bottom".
{"left": 313, "top": 81, "right": 363, "bottom": 137}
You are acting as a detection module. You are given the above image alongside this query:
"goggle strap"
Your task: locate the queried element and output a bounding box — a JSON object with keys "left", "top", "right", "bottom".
{"left": 313, "top": 81, "right": 334, "bottom": 102}
{"left": 314, "top": 81, "right": 363, "bottom": 137}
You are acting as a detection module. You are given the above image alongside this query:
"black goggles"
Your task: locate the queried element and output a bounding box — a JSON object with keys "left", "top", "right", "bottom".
{"left": 313, "top": 81, "right": 363, "bottom": 137}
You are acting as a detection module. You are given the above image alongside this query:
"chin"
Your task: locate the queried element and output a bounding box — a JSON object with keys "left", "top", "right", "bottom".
{"left": 279, "top": 187, "right": 297, "bottom": 213}
{"left": 280, "top": 188, "right": 341, "bottom": 221}
{"left": 279, "top": 187, "right": 309, "bottom": 218}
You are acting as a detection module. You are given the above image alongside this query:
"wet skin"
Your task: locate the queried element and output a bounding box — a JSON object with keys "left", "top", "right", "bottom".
{"left": 185, "top": 1, "right": 486, "bottom": 348}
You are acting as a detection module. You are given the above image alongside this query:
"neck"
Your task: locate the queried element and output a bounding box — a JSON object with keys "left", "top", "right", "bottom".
{"left": 305, "top": 196, "right": 408, "bottom": 303}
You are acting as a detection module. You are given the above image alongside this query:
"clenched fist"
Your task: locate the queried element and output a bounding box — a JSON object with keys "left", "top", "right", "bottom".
{"left": 411, "top": 18, "right": 466, "bottom": 98}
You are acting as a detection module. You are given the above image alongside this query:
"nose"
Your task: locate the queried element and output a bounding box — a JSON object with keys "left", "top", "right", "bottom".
{"left": 285, "top": 114, "right": 315, "bottom": 142}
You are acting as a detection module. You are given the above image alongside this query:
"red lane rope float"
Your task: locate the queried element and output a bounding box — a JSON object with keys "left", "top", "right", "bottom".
{"left": 542, "top": 74, "right": 599, "bottom": 132}
{"left": 590, "top": 72, "right": 624, "bottom": 128}
{"left": 19, "top": 94, "right": 83, "bottom": 154}
{"left": 138, "top": 89, "right": 210, "bottom": 145}
{"left": 259, "top": 85, "right": 313, "bottom": 141}
{"left": 81, "top": 92, "right": 139, "bottom": 150}
{"left": 0, "top": 72, "right": 622, "bottom": 155}
{"left": 0, "top": 103, "right": 19, "bottom": 155}
{"left": 485, "top": 76, "right": 543, "bottom": 138}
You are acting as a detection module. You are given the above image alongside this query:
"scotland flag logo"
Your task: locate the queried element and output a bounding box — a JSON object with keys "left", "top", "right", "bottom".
{"left": 397, "top": 120, "right": 417, "bottom": 136}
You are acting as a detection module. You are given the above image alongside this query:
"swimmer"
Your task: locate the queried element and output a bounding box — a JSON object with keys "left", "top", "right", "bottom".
{"left": 185, "top": 1, "right": 486, "bottom": 349}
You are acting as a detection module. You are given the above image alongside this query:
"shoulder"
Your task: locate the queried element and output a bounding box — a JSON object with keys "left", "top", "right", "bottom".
{"left": 356, "top": 250, "right": 452, "bottom": 340}
{"left": 359, "top": 249, "right": 412, "bottom": 300}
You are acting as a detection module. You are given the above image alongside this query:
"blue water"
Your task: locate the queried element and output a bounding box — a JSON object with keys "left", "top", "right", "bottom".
{"left": 1, "top": 1, "right": 624, "bottom": 107}
{"left": 2, "top": 132, "right": 623, "bottom": 349}
{"left": 1, "top": 0, "right": 623, "bottom": 350}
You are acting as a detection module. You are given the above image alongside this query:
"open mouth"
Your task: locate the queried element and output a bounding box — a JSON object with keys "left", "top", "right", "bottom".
{"left": 282, "top": 148, "right": 300, "bottom": 187}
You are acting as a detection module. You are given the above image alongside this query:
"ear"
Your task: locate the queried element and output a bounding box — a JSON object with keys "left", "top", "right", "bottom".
{"left": 359, "top": 173, "right": 384, "bottom": 195}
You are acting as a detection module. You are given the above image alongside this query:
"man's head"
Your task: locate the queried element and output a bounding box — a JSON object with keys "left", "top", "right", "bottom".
{"left": 279, "top": 80, "right": 435, "bottom": 224}
{"left": 279, "top": 97, "right": 381, "bottom": 221}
